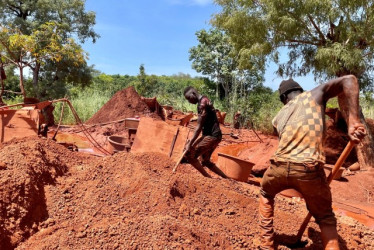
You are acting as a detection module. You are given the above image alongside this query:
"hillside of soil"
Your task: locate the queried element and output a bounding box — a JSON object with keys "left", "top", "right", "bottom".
{"left": 0, "top": 137, "right": 372, "bottom": 249}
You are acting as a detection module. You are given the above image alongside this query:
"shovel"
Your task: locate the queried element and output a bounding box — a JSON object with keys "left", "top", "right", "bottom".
{"left": 172, "top": 128, "right": 191, "bottom": 173}
{"left": 172, "top": 139, "right": 190, "bottom": 173}
{"left": 288, "top": 140, "right": 355, "bottom": 248}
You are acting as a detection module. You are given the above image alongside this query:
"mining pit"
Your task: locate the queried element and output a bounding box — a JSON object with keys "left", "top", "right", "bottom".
{"left": 0, "top": 86, "right": 373, "bottom": 249}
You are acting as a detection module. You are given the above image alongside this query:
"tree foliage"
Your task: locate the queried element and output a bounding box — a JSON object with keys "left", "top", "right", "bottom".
{"left": 0, "top": 0, "right": 98, "bottom": 98}
{"left": 0, "top": 23, "right": 87, "bottom": 97}
{"left": 189, "top": 28, "right": 238, "bottom": 98}
{"left": 213, "top": 0, "right": 374, "bottom": 91}
{"left": 0, "top": 0, "right": 98, "bottom": 42}
{"left": 189, "top": 28, "right": 264, "bottom": 98}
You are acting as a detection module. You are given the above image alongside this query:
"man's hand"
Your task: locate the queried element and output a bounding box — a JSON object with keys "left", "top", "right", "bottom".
{"left": 348, "top": 122, "right": 366, "bottom": 143}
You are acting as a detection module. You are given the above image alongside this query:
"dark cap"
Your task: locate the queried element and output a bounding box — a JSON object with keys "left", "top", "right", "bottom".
{"left": 278, "top": 79, "right": 303, "bottom": 96}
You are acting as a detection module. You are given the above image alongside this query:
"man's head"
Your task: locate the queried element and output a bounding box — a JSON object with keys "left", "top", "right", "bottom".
{"left": 278, "top": 79, "right": 304, "bottom": 104}
{"left": 184, "top": 86, "right": 199, "bottom": 104}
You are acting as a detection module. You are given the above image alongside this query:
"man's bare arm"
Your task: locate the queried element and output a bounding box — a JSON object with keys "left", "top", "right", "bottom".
{"left": 185, "top": 110, "right": 206, "bottom": 152}
{"left": 311, "top": 75, "right": 366, "bottom": 142}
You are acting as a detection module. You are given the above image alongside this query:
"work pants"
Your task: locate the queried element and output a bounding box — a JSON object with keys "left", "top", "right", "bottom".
{"left": 186, "top": 136, "right": 227, "bottom": 178}
{"left": 259, "top": 161, "right": 339, "bottom": 249}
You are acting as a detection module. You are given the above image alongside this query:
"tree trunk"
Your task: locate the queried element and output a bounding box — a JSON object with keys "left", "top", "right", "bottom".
{"left": 0, "top": 78, "right": 4, "bottom": 105}
{"left": 338, "top": 98, "right": 374, "bottom": 169}
{"left": 19, "top": 66, "right": 26, "bottom": 98}
{"left": 32, "top": 62, "right": 40, "bottom": 98}
{"left": 356, "top": 111, "right": 374, "bottom": 169}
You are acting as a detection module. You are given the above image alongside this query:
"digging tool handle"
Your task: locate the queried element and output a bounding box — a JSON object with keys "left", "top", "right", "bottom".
{"left": 169, "top": 128, "right": 179, "bottom": 157}
{"left": 172, "top": 149, "right": 188, "bottom": 173}
{"left": 295, "top": 141, "right": 355, "bottom": 241}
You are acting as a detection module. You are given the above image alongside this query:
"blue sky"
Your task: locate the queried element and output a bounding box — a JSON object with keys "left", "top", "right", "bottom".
{"left": 83, "top": 0, "right": 315, "bottom": 90}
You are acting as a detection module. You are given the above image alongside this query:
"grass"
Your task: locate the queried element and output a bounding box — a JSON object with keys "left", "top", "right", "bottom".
{"left": 53, "top": 90, "right": 111, "bottom": 125}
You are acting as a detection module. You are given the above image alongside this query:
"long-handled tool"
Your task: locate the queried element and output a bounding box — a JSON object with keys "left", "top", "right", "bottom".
{"left": 172, "top": 146, "right": 189, "bottom": 173}
{"left": 169, "top": 127, "right": 179, "bottom": 157}
{"left": 172, "top": 129, "right": 191, "bottom": 173}
{"left": 291, "top": 140, "right": 355, "bottom": 247}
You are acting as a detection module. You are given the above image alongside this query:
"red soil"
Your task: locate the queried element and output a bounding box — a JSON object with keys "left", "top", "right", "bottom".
{"left": 2, "top": 88, "right": 373, "bottom": 249}
{"left": 0, "top": 137, "right": 372, "bottom": 249}
{"left": 0, "top": 137, "right": 94, "bottom": 249}
{"left": 86, "top": 86, "right": 161, "bottom": 125}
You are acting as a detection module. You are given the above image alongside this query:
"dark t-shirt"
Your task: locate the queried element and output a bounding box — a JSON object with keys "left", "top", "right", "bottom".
{"left": 197, "top": 96, "right": 222, "bottom": 138}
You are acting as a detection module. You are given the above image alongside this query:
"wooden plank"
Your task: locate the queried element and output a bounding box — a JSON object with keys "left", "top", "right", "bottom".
{"left": 131, "top": 117, "right": 191, "bottom": 161}
{"left": 0, "top": 109, "right": 39, "bottom": 143}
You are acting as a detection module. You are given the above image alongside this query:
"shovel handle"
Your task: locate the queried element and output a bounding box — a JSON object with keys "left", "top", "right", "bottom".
{"left": 296, "top": 140, "right": 355, "bottom": 241}
{"left": 172, "top": 149, "right": 188, "bottom": 173}
{"left": 326, "top": 141, "right": 355, "bottom": 184}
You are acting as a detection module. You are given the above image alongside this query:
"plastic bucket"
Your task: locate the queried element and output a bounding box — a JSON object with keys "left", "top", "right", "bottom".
{"left": 217, "top": 153, "right": 254, "bottom": 182}
{"left": 107, "top": 136, "right": 130, "bottom": 154}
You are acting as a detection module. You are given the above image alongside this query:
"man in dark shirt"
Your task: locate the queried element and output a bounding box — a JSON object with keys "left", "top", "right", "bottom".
{"left": 183, "top": 86, "right": 227, "bottom": 178}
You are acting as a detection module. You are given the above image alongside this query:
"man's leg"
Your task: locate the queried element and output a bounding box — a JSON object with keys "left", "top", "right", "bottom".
{"left": 185, "top": 137, "right": 212, "bottom": 178}
{"left": 203, "top": 161, "right": 228, "bottom": 178}
{"left": 259, "top": 193, "right": 275, "bottom": 250}
{"left": 320, "top": 224, "right": 339, "bottom": 250}
{"left": 294, "top": 167, "right": 339, "bottom": 250}
{"left": 259, "top": 163, "right": 288, "bottom": 249}
{"left": 200, "top": 136, "right": 228, "bottom": 178}
{"left": 185, "top": 154, "right": 212, "bottom": 177}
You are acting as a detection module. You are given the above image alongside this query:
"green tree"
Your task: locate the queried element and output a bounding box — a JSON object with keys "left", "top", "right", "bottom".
{"left": 213, "top": 0, "right": 374, "bottom": 88}
{"left": 0, "top": 0, "right": 98, "bottom": 98}
{"left": 213, "top": 0, "right": 374, "bottom": 168}
{"left": 189, "top": 28, "right": 239, "bottom": 98}
{"left": 0, "top": 23, "right": 87, "bottom": 98}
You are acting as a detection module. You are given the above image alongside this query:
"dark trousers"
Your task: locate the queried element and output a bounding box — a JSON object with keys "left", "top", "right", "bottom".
{"left": 186, "top": 136, "right": 227, "bottom": 178}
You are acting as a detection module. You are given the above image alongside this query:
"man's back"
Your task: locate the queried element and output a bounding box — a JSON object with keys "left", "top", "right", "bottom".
{"left": 272, "top": 91, "right": 325, "bottom": 165}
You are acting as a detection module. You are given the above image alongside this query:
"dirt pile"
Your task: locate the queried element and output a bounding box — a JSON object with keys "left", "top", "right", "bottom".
{"left": 86, "top": 86, "right": 160, "bottom": 125}
{"left": 238, "top": 138, "right": 278, "bottom": 176}
{"left": 324, "top": 119, "right": 358, "bottom": 167}
{"left": 0, "top": 137, "right": 93, "bottom": 249}
{"left": 14, "top": 149, "right": 374, "bottom": 249}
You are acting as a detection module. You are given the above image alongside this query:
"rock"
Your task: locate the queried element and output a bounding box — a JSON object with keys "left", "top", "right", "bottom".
{"left": 0, "top": 161, "right": 7, "bottom": 170}
{"left": 348, "top": 162, "right": 360, "bottom": 171}
{"left": 251, "top": 164, "right": 268, "bottom": 176}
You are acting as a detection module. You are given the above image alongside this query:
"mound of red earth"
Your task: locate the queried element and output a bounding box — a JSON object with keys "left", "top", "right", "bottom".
{"left": 86, "top": 86, "right": 161, "bottom": 125}
{"left": 0, "top": 138, "right": 369, "bottom": 249}
{"left": 0, "top": 137, "right": 94, "bottom": 249}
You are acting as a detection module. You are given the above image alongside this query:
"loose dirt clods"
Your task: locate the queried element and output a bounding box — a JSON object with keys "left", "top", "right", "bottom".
{"left": 0, "top": 136, "right": 371, "bottom": 249}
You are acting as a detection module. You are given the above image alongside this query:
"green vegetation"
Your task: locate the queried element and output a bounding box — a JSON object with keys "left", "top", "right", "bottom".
{"left": 213, "top": 0, "right": 374, "bottom": 91}
{"left": 0, "top": 0, "right": 98, "bottom": 99}
{"left": 53, "top": 90, "right": 112, "bottom": 125}
{"left": 44, "top": 66, "right": 282, "bottom": 133}
{"left": 1, "top": 0, "right": 374, "bottom": 135}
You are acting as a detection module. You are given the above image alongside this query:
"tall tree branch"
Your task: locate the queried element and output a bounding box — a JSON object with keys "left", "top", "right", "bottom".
{"left": 307, "top": 15, "right": 326, "bottom": 44}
